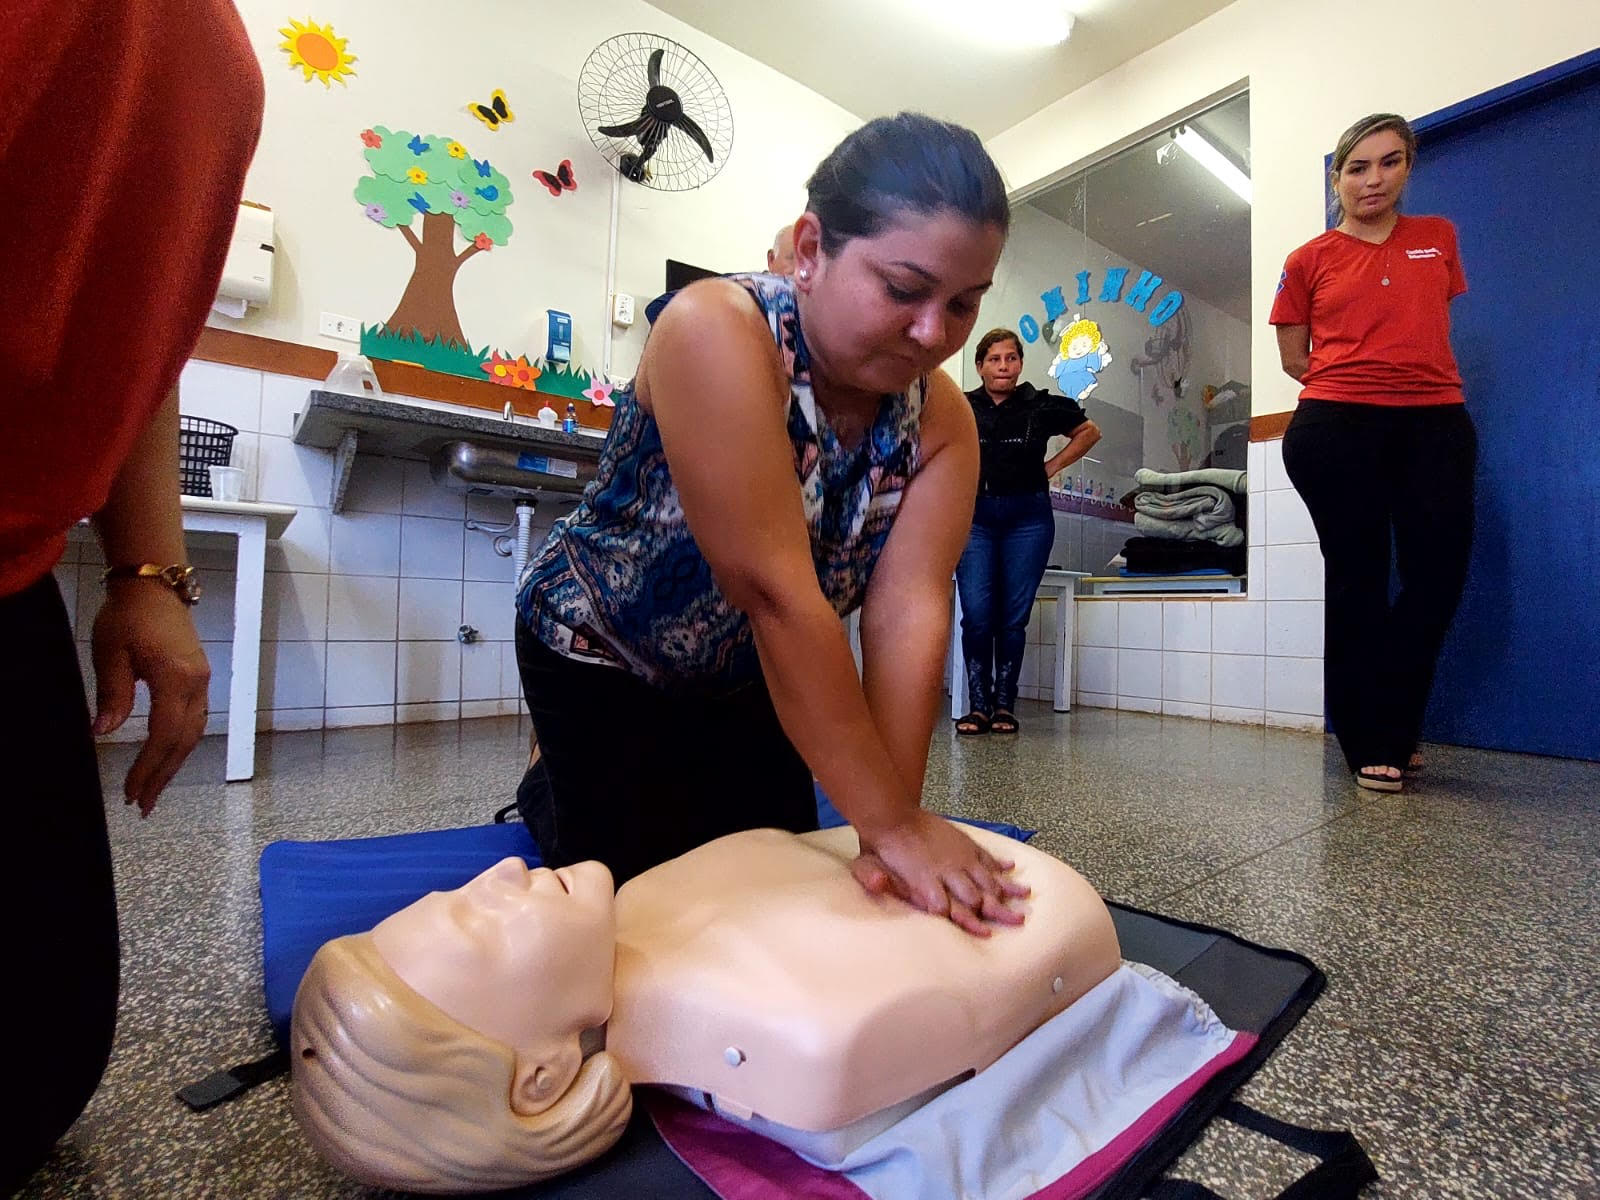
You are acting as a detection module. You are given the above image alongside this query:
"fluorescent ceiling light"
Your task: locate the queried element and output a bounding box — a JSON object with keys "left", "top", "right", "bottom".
{"left": 913, "top": 1, "right": 1075, "bottom": 48}
{"left": 1174, "top": 125, "right": 1251, "bottom": 205}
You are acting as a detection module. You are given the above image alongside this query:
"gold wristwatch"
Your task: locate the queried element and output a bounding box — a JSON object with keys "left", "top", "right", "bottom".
{"left": 103, "top": 563, "right": 203, "bottom": 606}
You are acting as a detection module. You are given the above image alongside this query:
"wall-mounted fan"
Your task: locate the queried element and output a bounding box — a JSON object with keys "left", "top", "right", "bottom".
{"left": 578, "top": 33, "right": 733, "bottom": 191}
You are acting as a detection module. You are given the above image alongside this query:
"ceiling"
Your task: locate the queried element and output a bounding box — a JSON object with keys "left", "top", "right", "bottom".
{"left": 1027, "top": 95, "right": 1251, "bottom": 320}
{"left": 641, "top": 0, "right": 1238, "bottom": 139}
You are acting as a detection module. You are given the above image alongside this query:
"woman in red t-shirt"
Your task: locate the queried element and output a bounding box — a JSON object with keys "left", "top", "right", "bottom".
{"left": 1269, "top": 113, "right": 1477, "bottom": 794}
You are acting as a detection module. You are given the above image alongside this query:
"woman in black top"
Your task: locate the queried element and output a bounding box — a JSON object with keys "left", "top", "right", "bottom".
{"left": 956, "top": 328, "right": 1101, "bottom": 734}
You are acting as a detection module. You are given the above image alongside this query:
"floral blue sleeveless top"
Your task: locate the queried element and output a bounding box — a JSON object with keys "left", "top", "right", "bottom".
{"left": 516, "top": 273, "right": 925, "bottom": 692}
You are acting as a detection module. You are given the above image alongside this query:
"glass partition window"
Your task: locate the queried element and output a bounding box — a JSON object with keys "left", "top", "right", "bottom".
{"left": 965, "top": 92, "right": 1251, "bottom": 585}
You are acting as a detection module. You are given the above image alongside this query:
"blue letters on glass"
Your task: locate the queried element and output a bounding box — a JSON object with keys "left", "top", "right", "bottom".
{"left": 1124, "top": 270, "right": 1162, "bottom": 312}
{"left": 1149, "top": 291, "right": 1185, "bottom": 327}
{"left": 1075, "top": 271, "right": 1091, "bottom": 306}
{"left": 1097, "top": 268, "right": 1128, "bottom": 303}
{"left": 1040, "top": 286, "right": 1066, "bottom": 322}
{"left": 1018, "top": 314, "right": 1040, "bottom": 343}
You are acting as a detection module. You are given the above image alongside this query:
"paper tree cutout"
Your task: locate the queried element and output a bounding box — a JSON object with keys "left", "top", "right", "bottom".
{"left": 280, "top": 18, "right": 356, "bottom": 87}
{"left": 354, "top": 126, "right": 514, "bottom": 348}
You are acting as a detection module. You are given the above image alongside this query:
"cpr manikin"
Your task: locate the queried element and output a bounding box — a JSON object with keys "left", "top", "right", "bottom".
{"left": 291, "top": 822, "right": 1122, "bottom": 1194}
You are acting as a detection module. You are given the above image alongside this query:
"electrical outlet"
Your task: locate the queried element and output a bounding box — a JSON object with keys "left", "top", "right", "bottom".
{"left": 320, "top": 312, "right": 362, "bottom": 342}
{"left": 611, "top": 292, "right": 635, "bottom": 328}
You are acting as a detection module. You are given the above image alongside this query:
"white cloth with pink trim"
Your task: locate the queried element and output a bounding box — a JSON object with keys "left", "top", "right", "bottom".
{"left": 650, "top": 962, "right": 1255, "bottom": 1200}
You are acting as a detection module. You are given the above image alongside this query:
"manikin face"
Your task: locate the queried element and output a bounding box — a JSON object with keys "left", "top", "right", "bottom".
{"left": 977, "top": 339, "right": 1022, "bottom": 395}
{"left": 795, "top": 208, "right": 1004, "bottom": 396}
{"left": 1336, "top": 129, "right": 1411, "bottom": 223}
{"left": 371, "top": 857, "right": 616, "bottom": 1058}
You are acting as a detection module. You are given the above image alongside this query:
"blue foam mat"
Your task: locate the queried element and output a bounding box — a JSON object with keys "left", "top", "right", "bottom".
{"left": 260, "top": 788, "right": 1034, "bottom": 1045}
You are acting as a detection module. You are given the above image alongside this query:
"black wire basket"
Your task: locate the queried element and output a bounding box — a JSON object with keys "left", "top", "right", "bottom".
{"left": 178, "top": 416, "right": 238, "bottom": 497}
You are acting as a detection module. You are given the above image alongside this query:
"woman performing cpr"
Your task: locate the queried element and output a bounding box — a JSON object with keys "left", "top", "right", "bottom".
{"left": 514, "top": 113, "right": 1027, "bottom": 933}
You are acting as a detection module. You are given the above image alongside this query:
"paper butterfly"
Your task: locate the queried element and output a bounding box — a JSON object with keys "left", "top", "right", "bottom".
{"left": 468, "top": 89, "right": 514, "bottom": 130}
{"left": 532, "top": 159, "right": 577, "bottom": 197}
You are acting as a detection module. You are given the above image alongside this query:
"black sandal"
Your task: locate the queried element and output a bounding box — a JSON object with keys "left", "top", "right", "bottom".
{"left": 990, "top": 710, "right": 1019, "bottom": 734}
{"left": 1355, "top": 767, "right": 1403, "bottom": 793}
{"left": 955, "top": 711, "right": 991, "bottom": 736}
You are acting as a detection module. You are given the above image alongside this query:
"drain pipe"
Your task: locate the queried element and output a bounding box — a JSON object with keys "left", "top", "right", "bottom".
{"left": 512, "top": 500, "right": 538, "bottom": 584}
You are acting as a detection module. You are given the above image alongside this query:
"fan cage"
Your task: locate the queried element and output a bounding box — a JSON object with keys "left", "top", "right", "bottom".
{"left": 578, "top": 32, "right": 734, "bottom": 191}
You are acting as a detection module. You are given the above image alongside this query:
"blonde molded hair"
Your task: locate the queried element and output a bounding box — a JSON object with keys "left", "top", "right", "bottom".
{"left": 1060, "top": 318, "right": 1101, "bottom": 351}
{"left": 291, "top": 934, "right": 632, "bottom": 1195}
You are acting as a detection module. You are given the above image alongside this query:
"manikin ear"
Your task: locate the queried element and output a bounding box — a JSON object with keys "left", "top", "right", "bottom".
{"left": 510, "top": 1040, "right": 582, "bottom": 1117}
{"left": 792, "top": 213, "right": 825, "bottom": 291}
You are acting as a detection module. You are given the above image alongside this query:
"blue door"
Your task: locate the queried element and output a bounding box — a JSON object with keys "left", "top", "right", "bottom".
{"left": 1404, "top": 53, "right": 1600, "bottom": 760}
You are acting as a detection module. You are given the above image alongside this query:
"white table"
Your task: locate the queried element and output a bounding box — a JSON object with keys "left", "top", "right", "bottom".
{"left": 181, "top": 497, "right": 296, "bottom": 781}
{"left": 949, "top": 569, "right": 1089, "bottom": 718}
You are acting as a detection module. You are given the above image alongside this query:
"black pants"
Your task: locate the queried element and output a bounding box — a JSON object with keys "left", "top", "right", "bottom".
{"left": 513, "top": 622, "right": 818, "bottom": 886}
{"left": 1, "top": 576, "right": 120, "bottom": 1194}
{"left": 1282, "top": 400, "right": 1477, "bottom": 772}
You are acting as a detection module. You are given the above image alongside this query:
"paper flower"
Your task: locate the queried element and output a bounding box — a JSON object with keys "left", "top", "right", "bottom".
{"left": 473, "top": 232, "right": 494, "bottom": 251}
{"left": 407, "top": 134, "right": 430, "bottom": 156}
{"left": 450, "top": 189, "right": 470, "bottom": 209}
{"left": 481, "top": 351, "right": 540, "bottom": 390}
{"left": 582, "top": 381, "right": 615, "bottom": 407}
{"left": 363, "top": 203, "right": 387, "bottom": 223}
{"left": 407, "top": 167, "right": 429, "bottom": 184}
{"left": 446, "top": 141, "right": 468, "bottom": 159}
{"left": 360, "top": 128, "right": 382, "bottom": 148}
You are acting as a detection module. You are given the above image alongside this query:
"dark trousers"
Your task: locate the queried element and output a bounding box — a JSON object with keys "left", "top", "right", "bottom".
{"left": 1, "top": 576, "right": 120, "bottom": 1194}
{"left": 954, "top": 491, "right": 1056, "bottom": 714}
{"left": 1282, "top": 400, "right": 1478, "bottom": 771}
{"left": 513, "top": 623, "right": 818, "bottom": 886}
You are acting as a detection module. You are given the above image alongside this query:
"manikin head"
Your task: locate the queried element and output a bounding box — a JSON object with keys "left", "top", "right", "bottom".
{"left": 291, "top": 858, "right": 630, "bottom": 1194}
{"left": 767, "top": 223, "right": 797, "bottom": 275}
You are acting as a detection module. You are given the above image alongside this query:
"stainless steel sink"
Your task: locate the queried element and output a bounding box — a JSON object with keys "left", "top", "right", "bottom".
{"left": 430, "top": 440, "right": 598, "bottom": 500}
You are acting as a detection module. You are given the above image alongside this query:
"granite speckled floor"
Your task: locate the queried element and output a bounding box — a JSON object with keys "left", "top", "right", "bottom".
{"left": 17, "top": 706, "right": 1600, "bottom": 1199}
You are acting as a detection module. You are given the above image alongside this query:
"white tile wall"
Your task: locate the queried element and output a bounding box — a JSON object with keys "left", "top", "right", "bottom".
{"left": 331, "top": 511, "right": 402, "bottom": 577}
{"left": 398, "top": 642, "right": 462, "bottom": 704}
{"left": 1078, "top": 601, "right": 1117, "bottom": 648}
{"left": 1266, "top": 601, "right": 1325, "bottom": 658}
{"left": 1162, "top": 601, "right": 1211, "bottom": 653}
{"left": 1265, "top": 656, "right": 1325, "bottom": 717}
{"left": 398, "top": 578, "right": 464, "bottom": 641}
{"left": 1062, "top": 437, "right": 1325, "bottom": 733}
{"left": 1118, "top": 649, "right": 1163, "bottom": 699}
{"left": 327, "top": 575, "right": 399, "bottom": 641}
{"left": 1118, "top": 603, "right": 1163, "bottom": 650}
{"left": 1213, "top": 601, "right": 1265, "bottom": 656}
{"left": 61, "top": 365, "right": 533, "bottom": 738}
{"left": 1212, "top": 653, "right": 1266, "bottom": 710}
{"left": 1163, "top": 651, "right": 1212, "bottom": 705}
{"left": 400, "top": 516, "right": 466, "bottom": 579}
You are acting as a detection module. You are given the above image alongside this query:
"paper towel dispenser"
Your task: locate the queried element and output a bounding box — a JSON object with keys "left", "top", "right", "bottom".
{"left": 214, "top": 200, "right": 275, "bottom": 317}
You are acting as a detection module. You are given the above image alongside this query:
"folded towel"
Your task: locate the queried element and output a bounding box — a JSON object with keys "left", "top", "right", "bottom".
{"left": 1133, "top": 512, "right": 1245, "bottom": 547}
{"left": 1135, "top": 467, "right": 1248, "bottom": 493}
{"left": 1134, "top": 486, "right": 1236, "bottom": 528}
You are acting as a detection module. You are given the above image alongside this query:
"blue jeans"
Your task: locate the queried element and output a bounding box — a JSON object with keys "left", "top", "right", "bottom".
{"left": 955, "top": 492, "right": 1056, "bottom": 713}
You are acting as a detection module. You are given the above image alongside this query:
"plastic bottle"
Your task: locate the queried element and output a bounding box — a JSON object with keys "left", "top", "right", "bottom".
{"left": 562, "top": 403, "right": 577, "bottom": 433}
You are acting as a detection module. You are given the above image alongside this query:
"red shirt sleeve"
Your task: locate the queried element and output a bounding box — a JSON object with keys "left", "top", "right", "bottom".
{"left": 1445, "top": 220, "right": 1468, "bottom": 298}
{"left": 1269, "top": 246, "right": 1313, "bottom": 325}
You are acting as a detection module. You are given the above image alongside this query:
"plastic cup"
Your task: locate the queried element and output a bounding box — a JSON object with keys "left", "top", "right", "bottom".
{"left": 208, "top": 465, "right": 245, "bottom": 502}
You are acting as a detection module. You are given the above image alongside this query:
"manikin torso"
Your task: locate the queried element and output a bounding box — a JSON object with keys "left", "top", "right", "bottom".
{"left": 606, "top": 823, "right": 1121, "bottom": 1136}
